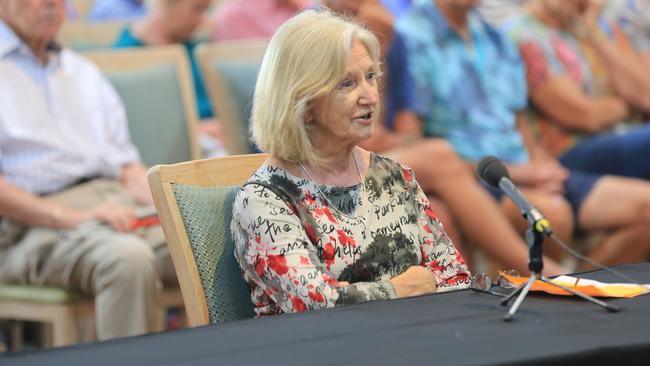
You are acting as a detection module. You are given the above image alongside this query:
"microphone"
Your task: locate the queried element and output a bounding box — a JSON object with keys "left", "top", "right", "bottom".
{"left": 477, "top": 156, "right": 553, "bottom": 236}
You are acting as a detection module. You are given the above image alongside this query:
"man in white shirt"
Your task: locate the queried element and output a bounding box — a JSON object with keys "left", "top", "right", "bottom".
{"left": 0, "top": 0, "right": 175, "bottom": 340}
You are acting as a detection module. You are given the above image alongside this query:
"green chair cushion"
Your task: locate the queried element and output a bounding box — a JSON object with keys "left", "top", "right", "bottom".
{"left": 214, "top": 61, "right": 259, "bottom": 153}
{"left": 0, "top": 284, "right": 86, "bottom": 303}
{"left": 172, "top": 184, "right": 254, "bottom": 324}
{"left": 106, "top": 64, "right": 193, "bottom": 166}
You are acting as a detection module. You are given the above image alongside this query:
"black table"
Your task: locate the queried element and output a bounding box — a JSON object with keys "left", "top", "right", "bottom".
{"left": 3, "top": 264, "right": 650, "bottom": 366}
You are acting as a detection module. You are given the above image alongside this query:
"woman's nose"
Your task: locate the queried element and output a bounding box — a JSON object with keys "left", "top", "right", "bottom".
{"left": 359, "top": 82, "right": 379, "bottom": 105}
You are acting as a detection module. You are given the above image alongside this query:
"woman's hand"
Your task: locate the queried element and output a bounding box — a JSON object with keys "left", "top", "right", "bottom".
{"left": 389, "top": 266, "right": 437, "bottom": 298}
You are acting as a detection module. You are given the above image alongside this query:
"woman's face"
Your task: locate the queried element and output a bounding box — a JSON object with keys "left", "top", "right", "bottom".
{"left": 307, "top": 41, "right": 379, "bottom": 149}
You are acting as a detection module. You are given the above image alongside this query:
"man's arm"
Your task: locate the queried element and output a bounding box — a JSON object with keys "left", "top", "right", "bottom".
{"left": 585, "top": 31, "right": 650, "bottom": 111}
{"left": 506, "top": 113, "right": 568, "bottom": 194}
{"left": 578, "top": 2, "right": 650, "bottom": 111}
{"left": 518, "top": 35, "right": 629, "bottom": 133}
{"left": 0, "top": 176, "right": 137, "bottom": 232}
{"left": 0, "top": 176, "right": 83, "bottom": 229}
{"left": 527, "top": 72, "right": 628, "bottom": 133}
{"left": 120, "top": 162, "right": 153, "bottom": 206}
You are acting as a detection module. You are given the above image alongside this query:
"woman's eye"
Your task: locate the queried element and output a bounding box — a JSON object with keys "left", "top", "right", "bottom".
{"left": 341, "top": 79, "right": 353, "bottom": 88}
{"left": 367, "top": 71, "right": 376, "bottom": 81}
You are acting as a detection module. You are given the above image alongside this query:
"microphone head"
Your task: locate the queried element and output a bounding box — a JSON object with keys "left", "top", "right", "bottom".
{"left": 477, "top": 156, "right": 510, "bottom": 188}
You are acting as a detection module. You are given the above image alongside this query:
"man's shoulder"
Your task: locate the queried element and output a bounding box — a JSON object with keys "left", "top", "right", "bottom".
{"left": 59, "top": 48, "right": 107, "bottom": 82}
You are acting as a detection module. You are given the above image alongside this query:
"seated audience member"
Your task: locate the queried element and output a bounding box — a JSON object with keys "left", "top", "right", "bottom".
{"left": 605, "top": 0, "right": 650, "bottom": 64}
{"left": 0, "top": 0, "right": 175, "bottom": 340}
{"left": 478, "top": 0, "right": 526, "bottom": 26}
{"left": 211, "top": 0, "right": 309, "bottom": 41}
{"left": 329, "top": 0, "right": 570, "bottom": 275}
{"left": 323, "top": 0, "right": 395, "bottom": 54}
{"left": 231, "top": 9, "right": 471, "bottom": 316}
{"left": 381, "top": 0, "right": 412, "bottom": 17}
{"left": 114, "top": 0, "right": 226, "bottom": 157}
{"left": 397, "top": 0, "right": 650, "bottom": 267}
{"left": 506, "top": 0, "right": 650, "bottom": 160}
{"left": 89, "top": 0, "right": 146, "bottom": 22}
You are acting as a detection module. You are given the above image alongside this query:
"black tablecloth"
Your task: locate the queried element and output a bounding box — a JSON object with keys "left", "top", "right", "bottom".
{"left": 3, "top": 263, "right": 650, "bottom": 366}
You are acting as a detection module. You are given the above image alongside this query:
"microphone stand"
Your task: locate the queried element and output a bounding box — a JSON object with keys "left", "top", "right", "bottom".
{"left": 499, "top": 211, "right": 620, "bottom": 321}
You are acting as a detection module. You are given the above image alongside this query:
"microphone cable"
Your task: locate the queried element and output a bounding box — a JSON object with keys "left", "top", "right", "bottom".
{"left": 548, "top": 232, "right": 642, "bottom": 285}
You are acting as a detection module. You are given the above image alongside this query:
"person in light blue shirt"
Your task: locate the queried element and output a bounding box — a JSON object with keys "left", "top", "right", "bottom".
{"left": 0, "top": 0, "right": 176, "bottom": 340}
{"left": 89, "top": 0, "right": 146, "bottom": 22}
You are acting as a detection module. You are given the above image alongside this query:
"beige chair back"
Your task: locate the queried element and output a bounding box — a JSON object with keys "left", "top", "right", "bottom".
{"left": 148, "top": 153, "right": 268, "bottom": 326}
{"left": 195, "top": 40, "right": 268, "bottom": 155}
{"left": 84, "top": 45, "right": 202, "bottom": 165}
{"left": 59, "top": 21, "right": 127, "bottom": 51}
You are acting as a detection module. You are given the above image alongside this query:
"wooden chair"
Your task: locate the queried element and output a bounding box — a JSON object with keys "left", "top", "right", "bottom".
{"left": 0, "top": 286, "right": 182, "bottom": 350}
{"left": 59, "top": 21, "right": 127, "bottom": 51}
{"left": 148, "top": 153, "right": 268, "bottom": 326}
{"left": 84, "top": 45, "right": 202, "bottom": 166}
{"left": 0, "top": 285, "right": 94, "bottom": 349}
{"left": 195, "top": 40, "right": 268, "bottom": 155}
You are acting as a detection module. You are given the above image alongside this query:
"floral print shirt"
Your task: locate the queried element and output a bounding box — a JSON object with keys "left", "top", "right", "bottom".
{"left": 231, "top": 153, "right": 470, "bottom": 317}
{"left": 396, "top": 0, "right": 529, "bottom": 164}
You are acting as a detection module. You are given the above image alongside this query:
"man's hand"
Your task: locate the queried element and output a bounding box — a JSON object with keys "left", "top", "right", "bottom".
{"left": 507, "top": 160, "right": 569, "bottom": 195}
{"left": 61, "top": 202, "right": 137, "bottom": 232}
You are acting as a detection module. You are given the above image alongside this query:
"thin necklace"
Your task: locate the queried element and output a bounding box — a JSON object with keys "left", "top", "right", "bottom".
{"left": 298, "top": 150, "right": 364, "bottom": 220}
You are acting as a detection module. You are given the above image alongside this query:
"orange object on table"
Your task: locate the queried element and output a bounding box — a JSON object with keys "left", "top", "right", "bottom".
{"left": 502, "top": 273, "right": 650, "bottom": 298}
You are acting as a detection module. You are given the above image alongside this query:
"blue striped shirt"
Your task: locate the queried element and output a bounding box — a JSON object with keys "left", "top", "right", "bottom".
{"left": 0, "top": 20, "right": 140, "bottom": 194}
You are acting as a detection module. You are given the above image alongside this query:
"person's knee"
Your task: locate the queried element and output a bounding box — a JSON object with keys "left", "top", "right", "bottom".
{"left": 632, "top": 200, "right": 650, "bottom": 224}
{"left": 417, "top": 139, "right": 470, "bottom": 183}
{"left": 422, "top": 139, "right": 462, "bottom": 166}
{"left": 525, "top": 192, "right": 574, "bottom": 236}
{"left": 545, "top": 195, "right": 574, "bottom": 240}
{"left": 99, "top": 235, "right": 157, "bottom": 282}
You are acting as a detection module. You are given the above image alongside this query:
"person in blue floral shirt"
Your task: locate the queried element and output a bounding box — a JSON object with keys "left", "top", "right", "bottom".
{"left": 396, "top": 0, "right": 650, "bottom": 268}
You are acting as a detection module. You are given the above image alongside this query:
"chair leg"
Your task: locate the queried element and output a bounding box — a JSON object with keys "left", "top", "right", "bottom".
{"left": 50, "top": 308, "right": 78, "bottom": 347}
{"left": 9, "top": 320, "right": 23, "bottom": 351}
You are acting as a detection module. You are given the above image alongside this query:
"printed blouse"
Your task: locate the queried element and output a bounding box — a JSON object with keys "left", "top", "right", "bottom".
{"left": 231, "top": 153, "right": 470, "bottom": 317}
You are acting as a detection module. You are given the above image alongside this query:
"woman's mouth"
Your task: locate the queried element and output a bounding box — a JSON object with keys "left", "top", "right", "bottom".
{"left": 354, "top": 112, "right": 374, "bottom": 123}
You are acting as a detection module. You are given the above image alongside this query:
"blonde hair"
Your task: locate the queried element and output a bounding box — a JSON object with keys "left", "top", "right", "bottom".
{"left": 251, "top": 8, "right": 380, "bottom": 167}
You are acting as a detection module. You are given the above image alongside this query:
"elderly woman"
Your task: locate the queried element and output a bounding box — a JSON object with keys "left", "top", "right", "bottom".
{"left": 231, "top": 9, "right": 470, "bottom": 316}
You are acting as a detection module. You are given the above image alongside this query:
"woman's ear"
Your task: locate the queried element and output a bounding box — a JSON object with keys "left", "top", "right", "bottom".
{"left": 304, "top": 111, "right": 314, "bottom": 124}
{"left": 303, "top": 101, "right": 315, "bottom": 124}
